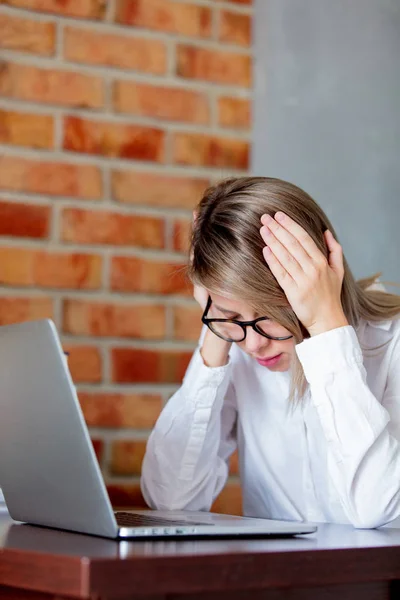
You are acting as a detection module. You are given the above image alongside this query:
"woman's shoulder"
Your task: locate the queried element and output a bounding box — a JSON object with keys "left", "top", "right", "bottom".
{"left": 364, "top": 316, "right": 400, "bottom": 334}
{"left": 362, "top": 280, "right": 400, "bottom": 339}
{"left": 359, "top": 316, "right": 400, "bottom": 350}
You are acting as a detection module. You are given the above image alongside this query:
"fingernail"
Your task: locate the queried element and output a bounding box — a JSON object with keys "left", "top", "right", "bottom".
{"left": 275, "top": 212, "right": 285, "bottom": 222}
{"left": 261, "top": 214, "right": 273, "bottom": 224}
{"left": 260, "top": 226, "right": 271, "bottom": 237}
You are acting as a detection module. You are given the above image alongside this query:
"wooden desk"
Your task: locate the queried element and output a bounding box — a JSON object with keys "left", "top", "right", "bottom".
{"left": 0, "top": 513, "right": 399, "bottom": 600}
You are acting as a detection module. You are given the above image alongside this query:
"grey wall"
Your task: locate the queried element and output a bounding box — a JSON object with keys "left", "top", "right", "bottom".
{"left": 253, "top": 0, "right": 400, "bottom": 282}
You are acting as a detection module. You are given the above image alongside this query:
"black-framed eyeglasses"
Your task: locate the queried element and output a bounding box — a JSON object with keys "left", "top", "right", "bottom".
{"left": 201, "top": 296, "right": 293, "bottom": 343}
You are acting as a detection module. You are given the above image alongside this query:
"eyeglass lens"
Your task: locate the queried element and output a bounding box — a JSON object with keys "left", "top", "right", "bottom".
{"left": 209, "top": 319, "right": 289, "bottom": 341}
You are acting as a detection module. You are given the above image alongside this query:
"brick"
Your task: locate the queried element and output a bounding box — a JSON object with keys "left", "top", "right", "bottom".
{"left": 107, "top": 484, "right": 147, "bottom": 509}
{"left": 111, "top": 347, "right": 192, "bottom": 383}
{"left": 0, "top": 62, "right": 104, "bottom": 108}
{"left": 0, "top": 247, "right": 102, "bottom": 289}
{"left": 0, "top": 296, "right": 53, "bottom": 326}
{"left": 111, "top": 256, "right": 190, "bottom": 295}
{"left": 63, "top": 344, "right": 102, "bottom": 383}
{"left": 0, "top": 157, "right": 102, "bottom": 199}
{"left": 92, "top": 439, "right": 103, "bottom": 462}
{"left": 79, "top": 392, "right": 162, "bottom": 428}
{"left": 177, "top": 45, "right": 251, "bottom": 87}
{"left": 63, "top": 116, "right": 165, "bottom": 162}
{"left": 172, "top": 305, "right": 202, "bottom": 342}
{"left": 0, "top": 13, "right": 55, "bottom": 55}
{"left": 211, "top": 482, "right": 242, "bottom": 515}
{"left": 63, "top": 299, "right": 166, "bottom": 339}
{"left": 173, "top": 218, "right": 191, "bottom": 253}
{"left": 110, "top": 440, "right": 147, "bottom": 475}
{"left": 61, "top": 208, "right": 165, "bottom": 249}
{"left": 218, "top": 96, "right": 251, "bottom": 129}
{"left": 64, "top": 27, "right": 166, "bottom": 75}
{"left": 219, "top": 10, "right": 251, "bottom": 46}
{"left": 0, "top": 0, "right": 106, "bottom": 18}
{"left": 0, "top": 248, "right": 32, "bottom": 286}
{"left": 35, "top": 252, "right": 102, "bottom": 289}
{"left": 0, "top": 200, "right": 50, "bottom": 238}
{"left": 1, "top": 161, "right": 100, "bottom": 200}
{"left": 115, "top": 0, "right": 212, "bottom": 38}
{"left": 112, "top": 170, "right": 208, "bottom": 210}
{"left": 173, "top": 132, "right": 249, "bottom": 169}
{"left": 0, "top": 110, "right": 54, "bottom": 149}
{"left": 113, "top": 81, "right": 209, "bottom": 124}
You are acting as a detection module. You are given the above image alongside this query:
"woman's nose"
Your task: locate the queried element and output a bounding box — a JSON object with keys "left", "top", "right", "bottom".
{"left": 244, "top": 327, "right": 269, "bottom": 353}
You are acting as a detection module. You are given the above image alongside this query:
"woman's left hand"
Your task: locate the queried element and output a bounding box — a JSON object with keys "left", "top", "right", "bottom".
{"left": 260, "top": 211, "right": 348, "bottom": 337}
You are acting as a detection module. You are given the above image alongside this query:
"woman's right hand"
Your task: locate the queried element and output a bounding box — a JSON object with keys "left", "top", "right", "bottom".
{"left": 193, "top": 283, "right": 209, "bottom": 311}
{"left": 191, "top": 212, "right": 209, "bottom": 312}
{"left": 194, "top": 285, "right": 231, "bottom": 368}
{"left": 191, "top": 212, "right": 231, "bottom": 367}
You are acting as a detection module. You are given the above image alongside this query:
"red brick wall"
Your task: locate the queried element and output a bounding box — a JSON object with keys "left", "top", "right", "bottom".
{"left": 0, "top": 0, "right": 252, "bottom": 515}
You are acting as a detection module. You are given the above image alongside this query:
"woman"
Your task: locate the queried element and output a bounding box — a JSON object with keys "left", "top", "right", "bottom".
{"left": 141, "top": 177, "right": 400, "bottom": 528}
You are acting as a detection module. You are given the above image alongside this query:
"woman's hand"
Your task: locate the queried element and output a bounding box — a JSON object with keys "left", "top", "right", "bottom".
{"left": 193, "top": 283, "right": 209, "bottom": 311}
{"left": 191, "top": 210, "right": 209, "bottom": 312}
{"left": 191, "top": 212, "right": 230, "bottom": 366}
{"left": 193, "top": 284, "right": 231, "bottom": 367}
{"left": 260, "top": 212, "right": 348, "bottom": 337}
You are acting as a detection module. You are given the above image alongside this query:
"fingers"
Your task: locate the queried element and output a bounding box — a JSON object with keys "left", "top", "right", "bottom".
{"left": 260, "top": 214, "right": 312, "bottom": 275}
{"left": 261, "top": 212, "right": 325, "bottom": 265}
{"left": 190, "top": 211, "right": 198, "bottom": 262}
{"left": 262, "top": 246, "right": 295, "bottom": 292}
{"left": 324, "top": 230, "right": 344, "bottom": 275}
{"left": 193, "top": 284, "right": 209, "bottom": 311}
{"left": 260, "top": 223, "right": 303, "bottom": 281}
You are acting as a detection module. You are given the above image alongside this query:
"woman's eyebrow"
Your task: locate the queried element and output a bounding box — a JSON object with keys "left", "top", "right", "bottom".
{"left": 213, "top": 304, "right": 242, "bottom": 318}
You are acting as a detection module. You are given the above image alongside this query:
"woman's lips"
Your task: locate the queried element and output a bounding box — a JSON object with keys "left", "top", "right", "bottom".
{"left": 256, "top": 353, "right": 283, "bottom": 367}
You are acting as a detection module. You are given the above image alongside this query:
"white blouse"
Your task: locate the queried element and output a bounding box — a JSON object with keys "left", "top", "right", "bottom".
{"left": 141, "top": 319, "right": 400, "bottom": 528}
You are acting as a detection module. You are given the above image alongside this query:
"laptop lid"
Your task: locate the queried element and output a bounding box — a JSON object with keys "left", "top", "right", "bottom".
{"left": 0, "top": 319, "right": 118, "bottom": 538}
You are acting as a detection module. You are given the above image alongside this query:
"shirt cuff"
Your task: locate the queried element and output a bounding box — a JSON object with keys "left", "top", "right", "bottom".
{"left": 296, "top": 326, "right": 363, "bottom": 383}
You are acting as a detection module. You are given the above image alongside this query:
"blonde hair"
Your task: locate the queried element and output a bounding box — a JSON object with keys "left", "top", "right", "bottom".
{"left": 188, "top": 177, "right": 400, "bottom": 401}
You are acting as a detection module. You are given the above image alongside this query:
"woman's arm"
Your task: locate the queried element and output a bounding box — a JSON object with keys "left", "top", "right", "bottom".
{"left": 141, "top": 329, "right": 237, "bottom": 511}
{"left": 258, "top": 211, "right": 400, "bottom": 528}
{"left": 297, "top": 325, "right": 400, "bottom": 528}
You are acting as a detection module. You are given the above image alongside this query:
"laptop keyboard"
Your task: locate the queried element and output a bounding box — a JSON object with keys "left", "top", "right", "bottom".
{"left": 115, "top": 512, "right": 213, "bottom": 528}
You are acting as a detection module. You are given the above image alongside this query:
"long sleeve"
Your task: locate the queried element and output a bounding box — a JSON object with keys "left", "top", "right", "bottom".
{"left": 141, "top": 342, "right": 237, "bottom": 511}
{"left": 296, "top": 325, "right": 400, "bottom": 529}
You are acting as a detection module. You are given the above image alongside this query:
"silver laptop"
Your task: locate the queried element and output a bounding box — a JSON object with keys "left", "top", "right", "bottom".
{"left": 0, "top": 320, "right": 317, "bottom": 539}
